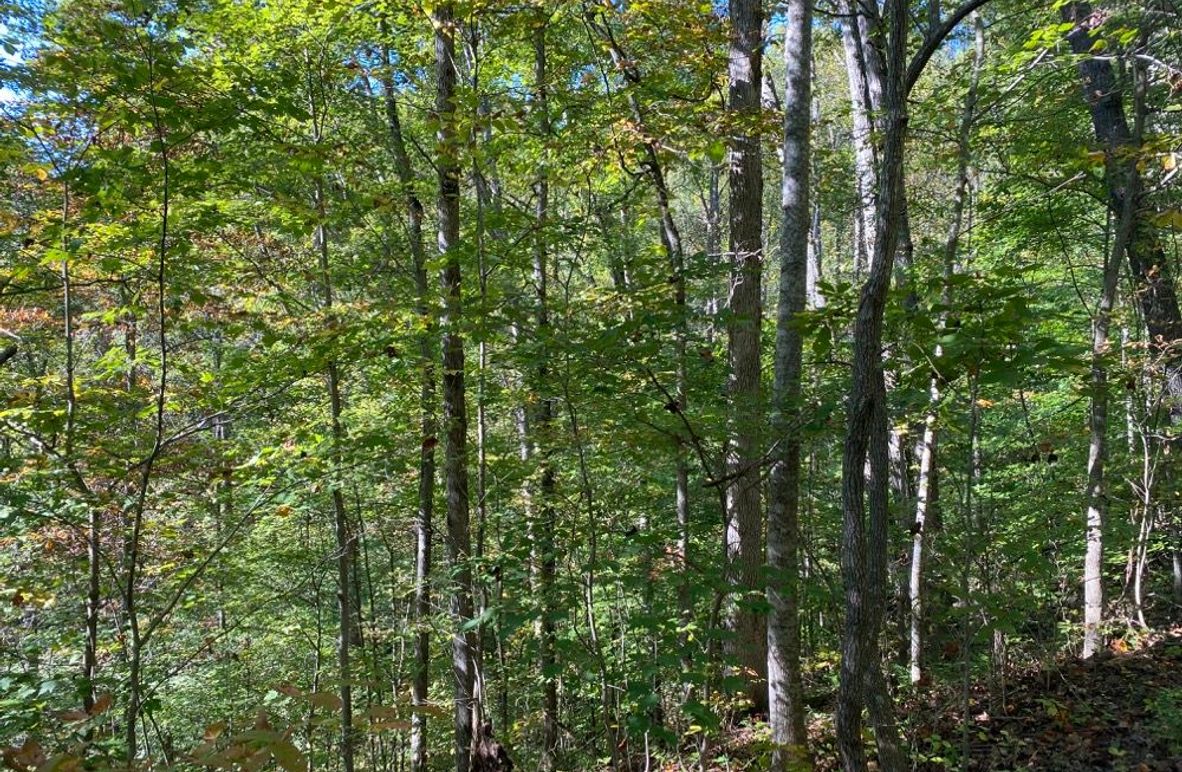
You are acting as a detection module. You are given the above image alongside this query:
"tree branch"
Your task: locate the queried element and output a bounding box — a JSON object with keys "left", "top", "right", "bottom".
{"left": 906, "top": 0, "right": 994, "bottom": 94}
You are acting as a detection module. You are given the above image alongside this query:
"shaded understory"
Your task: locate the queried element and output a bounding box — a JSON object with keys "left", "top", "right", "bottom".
{"left": 679, "top": 628, "right": 1182, "bottom": 770}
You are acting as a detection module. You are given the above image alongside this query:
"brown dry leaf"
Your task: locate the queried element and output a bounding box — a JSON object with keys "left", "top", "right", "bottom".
{"left": 11, "top": 740, "right": 46, "bottom": 770}
{"left": 308, "top": 692, "right": 342, "bottom": 710}
{"left": 89, "top": 693, "right": 112, "bottom": 715}
{"left": 53, "top": 710, "right": 89, "bottom": 723}
{"left": 203, "top": 721, "right": 227, "bottom": 741}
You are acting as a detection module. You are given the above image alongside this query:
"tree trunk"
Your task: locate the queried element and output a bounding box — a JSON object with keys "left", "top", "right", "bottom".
{"left": 806, "top": 202, "right": 824, "bottom": 310}
{"left": 123, "top": 52, "right": 171, "bottom": 756}
{"left": 313, "top": 175, "right": 356, "bottom": 772}
{"left": 767, "top": 0, "right": 811, "bottom": 763}
{"left": 588, "top": 14, "right": 696, "bottom": 739}
{"left": 380, "top": 39, "right": 434, "bottom": 772}
{"left": 839, "top": 13, "right": 877, "bottom": 278}
{"left": 62, "top": 181, "right": 101, "bottom": 714}
{"left": 1080, "top": 114, "right": 1137, "bottom": 662}
{"left": 836, "top": 0, "right": 908, "bottom": 768}
{"left": 1173, "top": 535, "right": 1182, "bottom": 607}
{"left": 1062, "top": 1, "right": 1157, "bottom": 658}
{"left": 725, "top": 0, "right": 767, "bottom": 715}
{"left": 435, "top": 4, "right": 478, "bottom": 769}
{"left": 1062, "top": 2, "right": 1182, "bottom": 419}
{"left": 909, "top": 12, "right": 984, "bottom": 685}
{"left": 841, "top": 1, "right": 918, "bottom": 666}
{"left": 705, "top": 163, "right": 722, "bottom": 337}
{"left": 840, "top": 0, "right": 915, "bottom": 283}
{"left": 531, "top": 16, "right": 560, "bottom": 768}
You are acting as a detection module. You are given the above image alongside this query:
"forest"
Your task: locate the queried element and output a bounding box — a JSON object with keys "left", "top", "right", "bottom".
{"left": 1, "top": 0, "right": 1182, "bottom": 768}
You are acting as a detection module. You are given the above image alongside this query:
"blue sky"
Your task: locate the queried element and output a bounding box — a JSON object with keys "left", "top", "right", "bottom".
{"left": 1, "top": 22, "right": 24, "bottom": 104}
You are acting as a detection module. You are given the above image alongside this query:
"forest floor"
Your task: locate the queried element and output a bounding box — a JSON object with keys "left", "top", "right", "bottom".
{"left": 912, "top": 626, "right": 1182, "bottom": 770}
{"left": 697, "top": 627, "right": 1182, "bottom": 770}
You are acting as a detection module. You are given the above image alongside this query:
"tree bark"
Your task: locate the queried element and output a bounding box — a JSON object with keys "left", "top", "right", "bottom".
{"left": 1062, "top": 1, "right": 1166, "bottom": 657}
{"left": 531, "top": 15, "right": 560, "bottom": 768}
{"left": 839, "top": 12, "right": 877, "bottom": 278}
{"left": 435, "top": 4, "right": 478, "bottom": 768}
{"left": 725, "top": 0, "right": 767, "bottom": 715}
{"left": 1062, "top": 2, "right": 1182, "bottom": 419}
{"left": 840, "top": 0, "right": 914, "bottom": 286}
{"left": 806, "top": 203, "right": 824, "bottom": 310}
{"left": 380, "top": 38, "right": 434, "bottom": 772}
{"left": 767, "top": 0, "right": 811, "bottom": 763}
{"left": 1080, "top": 91, "right": 1139, "bottom": 663}
{"left": 587, "top": 13, "right": 695, "bottom": 738}
{"left": 1173, "top": 535, "right": 1182, "bottom": 607}
{"left": 60, "top": 181, "right": 100, "bottom": 716}
{"left": 909, "top": 12, "right": 984, "bottom": 685}
{"left": 840, "top": 1, "right": 917, "bottom": 665}
{"left": 836, "top": 0, "right": 908, "bottom": 768}
{"left": 123, "top": 37, "right": 171, "bottom": 755}
{"left": 313, "top": 176, "right": 356, "bottom": 772}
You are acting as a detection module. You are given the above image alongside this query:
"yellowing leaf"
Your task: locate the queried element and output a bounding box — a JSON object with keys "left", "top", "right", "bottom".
{"left": 366, "top": 705, "right": 400, "bottom": 719}
{"left": 90, "top": 693, "right": 112, "bottom": 715}
{"left": 204, "top": 721, "right": 227, "bottom": 741}
{"left": 1151, "top": 209, "right": 1182, "bottom": 230}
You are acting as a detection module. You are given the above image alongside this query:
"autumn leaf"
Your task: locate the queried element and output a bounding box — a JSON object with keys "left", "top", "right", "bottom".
{"left": 53, "top": 710, "right": 89, "bottom": 722}
{"left": 89, "top": 693, "right": 112, "bottom": 715}
{"left": 308, "top": 692, "right": 343, "bottom": 710}
{"left": 204, "top": 721, "right": 227, "bottom": 741}
{"left": 267, "top": 738, "right": 305, "bottom": 772}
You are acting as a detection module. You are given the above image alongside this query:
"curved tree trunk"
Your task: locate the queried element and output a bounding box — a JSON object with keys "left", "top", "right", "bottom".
{"left": 840, "top": 0, "right": 918, "bottom": 667}
{"left": 1062, "top": 2, "right": 1182, "bottom": 418}
{"left": 588, "top": 15, "right": 695, "bottom": 748}
{"left": 836, "top": 1, "right": 908, "bottom": 768}
{"left": 1061, "top": 1, "right": 1162, "bottom": 658}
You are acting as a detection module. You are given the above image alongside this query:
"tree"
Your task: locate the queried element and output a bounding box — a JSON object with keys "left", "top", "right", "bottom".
{"left": 725, "top": 0, "right": 767, "bottom": 715}
{"left": 379, "top": 34, "right": 434, "bottom": 771}
{"left": 3, "top": 1, "right": 1181, "bottom": 770}
{"left": 767, "top": 0, "right": 811, "bottom": 762}
{"left": 529, "top": 9, "right": 560, "bottom": 766}
{"left": 834, "top": 2, "right": 911, "bottom": 766}
{"left": 434, "top": 3, "right": 479, "bottom": 768}
{"left": 310, "top": 66, "right": 357, "bottom": 772}
{"left": 909, "top": 11, "right": 985, "bottom": 685}
{"left": 834, "top": 0, "right": 992, "bottom": 767}
{"left": 1062, "top": 2, "right": 1182, "bottom": 421}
